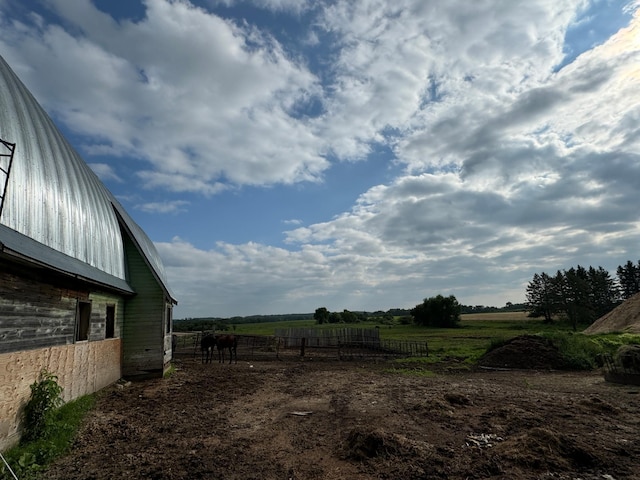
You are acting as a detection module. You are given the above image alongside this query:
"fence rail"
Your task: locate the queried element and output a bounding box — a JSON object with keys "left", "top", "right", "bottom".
{"left": 172, "top": 330, "right": 427, "bottom": 361}
{"left": 274, "top": 327, "right": 381, "bottom": 348}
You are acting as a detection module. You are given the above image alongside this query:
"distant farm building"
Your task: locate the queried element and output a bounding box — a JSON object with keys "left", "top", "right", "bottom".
{"left": 0, "top": 55, "right": 177, "bottom": 450}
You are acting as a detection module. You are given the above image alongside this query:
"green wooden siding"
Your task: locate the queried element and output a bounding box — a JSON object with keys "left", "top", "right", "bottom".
{"left": 121, "top": 234, "right": 168, "bottom": 377}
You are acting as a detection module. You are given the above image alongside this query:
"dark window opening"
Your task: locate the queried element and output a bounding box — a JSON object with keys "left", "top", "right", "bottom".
{"left": 165, "top": 305, "right": 172, "bottom": 334}
{"left": 76, "top": 301, "right": 91, "bottom": 342}
{"left": 106, "top": 305, "right": 115, "bottom": 339}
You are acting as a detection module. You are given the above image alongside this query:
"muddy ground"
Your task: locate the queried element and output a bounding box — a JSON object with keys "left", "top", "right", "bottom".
{"left": 43, "top": 346, "right": 640, "bottom": 480}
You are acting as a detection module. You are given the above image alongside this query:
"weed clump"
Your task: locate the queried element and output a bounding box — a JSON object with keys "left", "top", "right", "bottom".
{"left": 22, "top": 369, "right": 64, "bottom": 443}
{"left": 0, "top": 370, "right": 94, "bottom": 480}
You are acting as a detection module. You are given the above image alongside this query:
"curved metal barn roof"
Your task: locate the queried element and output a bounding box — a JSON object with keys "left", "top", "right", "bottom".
{"left": 0, "top": 55, "right": 175, "bottom": 302}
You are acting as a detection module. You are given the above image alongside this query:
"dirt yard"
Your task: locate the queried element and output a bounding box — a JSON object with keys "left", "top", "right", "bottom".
{"left": 40, "top": 341, "right": 640, "bottom": 480}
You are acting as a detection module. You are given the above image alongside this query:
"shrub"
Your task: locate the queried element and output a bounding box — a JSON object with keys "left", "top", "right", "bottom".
{"left": 1, "top": 394, "right": 94, "bottom": 479}
{"left": 543, "top": 333, "right": 605, "bottom": 370}
{"left": 411, "top": 295, "right": 461, "bottom": 327}
{"left": 22, "top": 370, "right": 64, "bottom": 443}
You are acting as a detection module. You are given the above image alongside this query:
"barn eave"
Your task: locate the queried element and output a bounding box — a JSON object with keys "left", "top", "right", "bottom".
{"left": 0, "top": 223, "right": 134, "bottom": 295}
{"left": 112, "top": 204, "right": 177, "bottom": 305}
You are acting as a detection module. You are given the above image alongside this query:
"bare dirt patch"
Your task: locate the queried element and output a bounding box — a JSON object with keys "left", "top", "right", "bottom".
{"left": 42, "top": 355, "right": 640, "bottom": 480}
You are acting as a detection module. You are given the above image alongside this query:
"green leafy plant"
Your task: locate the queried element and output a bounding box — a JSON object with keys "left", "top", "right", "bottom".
{"left": 22, "top": 369, "right": 64, "bottom": 443}
{"left": 542, "top": 332, "right": 606, "bottom": 370}
{"left": 1, "top": 395, "right": 95, "bottom": 479}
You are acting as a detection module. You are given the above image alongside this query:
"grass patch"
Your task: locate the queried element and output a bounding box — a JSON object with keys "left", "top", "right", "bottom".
{"left": 522, "top": 332, "right": 640, "bottom": 371}
{"left": 1, "top": 395, "right": 95, "bottom": 480}
{"left": 164, "top": 364, "right": 176, "bottom": 378}
{"left": 540, "top": 332, "right": 605, "bottom": 370}
{"left": 217, "top": 313, "right": 640, "bottom": 370}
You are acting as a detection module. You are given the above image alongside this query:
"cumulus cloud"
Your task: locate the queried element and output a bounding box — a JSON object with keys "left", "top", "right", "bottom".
{"left": 0, "top": 0, "right": 326, "bottom": 192}
{"left": 135, "top": 200, "right": 190, "bottom": 214}
{"left": 160, "top": 2, "right": 640, "bottom": 316}
{"left": 2, "top": 0, "right": 638, "bottom": 317}
{"left": 88, "top": 163, "right": 122, "bottom": 182}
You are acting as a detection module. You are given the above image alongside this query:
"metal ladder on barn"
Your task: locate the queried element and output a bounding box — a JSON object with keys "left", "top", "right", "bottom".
{"left": 0, "top": 138, "right": 16, "bottom": 221}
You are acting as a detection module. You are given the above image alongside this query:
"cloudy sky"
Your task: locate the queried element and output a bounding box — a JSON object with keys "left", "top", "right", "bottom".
{"left": 1, "top": 0, "right": 639, "bottom": 318}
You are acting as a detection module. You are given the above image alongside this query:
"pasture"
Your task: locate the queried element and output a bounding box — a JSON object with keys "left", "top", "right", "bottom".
{"left": 216, "top": 311, "right": 610, "bottom": 366}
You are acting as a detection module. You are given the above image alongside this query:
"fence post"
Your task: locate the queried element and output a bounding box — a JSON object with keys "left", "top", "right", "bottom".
{"left": 300, "top": 337, "right": 306, "bottom": 357}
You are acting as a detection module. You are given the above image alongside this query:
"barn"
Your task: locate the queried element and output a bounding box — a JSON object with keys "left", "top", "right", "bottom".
{"left": 0, "top": 55, "right": 177, "bottom": 450}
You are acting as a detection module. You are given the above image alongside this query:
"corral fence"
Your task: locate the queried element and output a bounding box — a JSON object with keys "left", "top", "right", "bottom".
{"left": 173, "top": 332, "right": 282, "bottom": 361}
{"left": 172, "top": 328, "right": 428, "bottom": 362}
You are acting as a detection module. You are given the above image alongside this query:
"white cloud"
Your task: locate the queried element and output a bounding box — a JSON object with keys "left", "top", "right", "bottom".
{"left": 2, "top": 0, "right": 639, "bottom": 317}
{"left": 283, "top": 218, "right": 303, "bottom": 226}
{"left": 206, "top": 0, "right": 310, "bottom": 14}
{"left": 165, "top": 3, "right": 640, "bottom": 317}
{"left": 135, "top": 200, "right": 190, "bottom": 214}
{"left": 88, "top": 163, "right": 122, "bottom": 182}
{"left": 0, "top": 0, "right": 326, "bottom": 192}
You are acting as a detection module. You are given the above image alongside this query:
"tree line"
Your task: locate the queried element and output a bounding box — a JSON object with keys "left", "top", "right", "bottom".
{"left": 177, "top": 259, "right": 640, "bottom": 333}
{"left": 314, "top": 296, "right": 467, "bottom": 328}
{"left": 313, "top": 307, "right": 398, "bottom": 324}
{"left": 526, "top": 260, "right": 640, "bottom": 330}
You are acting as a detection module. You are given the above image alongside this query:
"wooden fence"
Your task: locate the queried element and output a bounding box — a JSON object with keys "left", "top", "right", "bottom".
{"left": 274, "top": 327, "right": 381, "bottom": 348}
{"left": 172, "top": 329, "right": 428, "bottom": 362}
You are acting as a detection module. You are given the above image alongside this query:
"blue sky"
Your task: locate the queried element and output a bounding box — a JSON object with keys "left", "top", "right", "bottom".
{"left": 1, "top": 0, "right": 639, "bottom": 318}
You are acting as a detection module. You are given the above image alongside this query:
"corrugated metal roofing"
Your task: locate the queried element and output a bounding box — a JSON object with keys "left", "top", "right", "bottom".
{"left": 0, "top": 223, "right": 134, "bottom": 294}
{"left": 0, "top": 55, "right": 175, "bottom": 302}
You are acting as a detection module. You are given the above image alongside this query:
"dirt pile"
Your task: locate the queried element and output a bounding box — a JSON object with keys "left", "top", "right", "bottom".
{"left": 584, "top": 292, "right": 640, "bottom": 334}
{"left": 477, "top": 335, "right": 567, "bottom": 370}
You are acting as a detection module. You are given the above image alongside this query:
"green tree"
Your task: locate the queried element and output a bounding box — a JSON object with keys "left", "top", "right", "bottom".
{"left": 526, "top": 272, "right": 555, "bottom": 322}
{"left": 411, "top": 294, "right": 461, "bottom": 327}
{"left": 617, "top": 260, "right": 640, "bottom": 299}
{"left": 527, "top": 265, "right": 620, "bottom": 329}
{"left": 588, "top": 266, "right": 618, "bottom": 317}
{"left": 314, "top": 307, "right": 329, "bottom": 325}
{"left": 341, "top": 309, "right": 358, "bottom": 323}
{"left": 561, "top": 267, "right": 593, "bottom": 331}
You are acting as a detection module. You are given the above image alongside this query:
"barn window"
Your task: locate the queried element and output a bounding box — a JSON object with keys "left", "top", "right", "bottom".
{"left": 76, "top": 301, "right": 91, "bottom": 341}
{"left": 105, "top": 305, "right": 115, "bottom": 339}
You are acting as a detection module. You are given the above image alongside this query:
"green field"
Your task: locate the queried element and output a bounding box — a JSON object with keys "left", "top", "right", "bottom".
{"left": 227, "top": 311, "right": 639, "bottom": 368}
